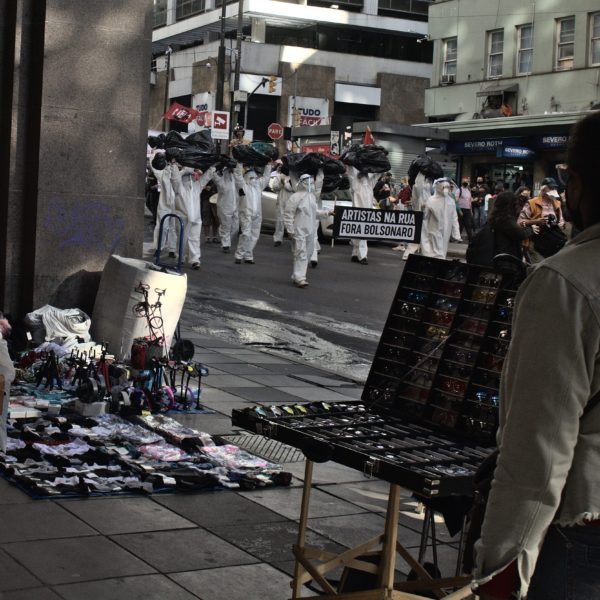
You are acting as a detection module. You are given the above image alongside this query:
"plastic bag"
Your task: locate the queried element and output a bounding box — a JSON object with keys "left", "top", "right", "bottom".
{"left": 25, "top": 305, "right": 91, "bottom": 348}
{"left": 185, "top": 130, "right": 215, "bottom": 153}
{"left": 408, "top": 155, "right": 444, "bottom": 186}
{"left": 151, "top": 152, "right": 167, "bottom": 171}
{"left": 232, "top": 143, "right": 273, "bottom": 167}
{"left": 341, "top": 144, "right": 390, "bottom": 173}
{"left": 165, "top": 147, "right": 221, "bottom": 171}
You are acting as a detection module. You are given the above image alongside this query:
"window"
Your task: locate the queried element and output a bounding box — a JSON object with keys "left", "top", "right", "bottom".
{"left": 176, "top": 0, "right": 205, "bottom": 21}
{"left": 487, "top": 30, "right": 504, "bottom": 78}
{"left": 153, "top": 0, "right": 167, "bottom": 28}
{"left": 517, "top": 24, "right": 533, "bottom": 74}
{"left": 591, "top": 13, "right": 600, "bottom": 66}
{"left": 443, "top": 37, "right": 457, "bottom": 77}
{"left": 556, "top": 16, "right": 575, "bottom": 70}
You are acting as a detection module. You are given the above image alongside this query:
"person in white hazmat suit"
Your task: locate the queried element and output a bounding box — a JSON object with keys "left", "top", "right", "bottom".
{"left": 233, "top": 163, "right": 273, "bottom": 264}
{"left": 347, "top": 166, "right": 378, "bottom": 264}
{"left": 170, "top": 165, "right": 215, "bottom": 269}
{"left": 270, "top": 165, "right": 295, "bottom": 247}
{"left": 211, "top": 165, "right": 239, "bottom": 253}
{"left": 420, "top": 178, "right": 461, "bottom": 259}
{"left": 152, "top": 158, "right": 178, "bottom": 257}
{"left": 283, "top": 172, "right": 329, "bottom": 288}
{"left": 402, "top": 171, "right": 433, "bottom": 261}
{"left": 0, "top": 315, "right": 15, "bottom": 453}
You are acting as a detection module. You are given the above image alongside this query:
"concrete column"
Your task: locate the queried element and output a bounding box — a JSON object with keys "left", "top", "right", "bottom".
{"left": 0, "top": 0, "right": 152, "bottom": 316}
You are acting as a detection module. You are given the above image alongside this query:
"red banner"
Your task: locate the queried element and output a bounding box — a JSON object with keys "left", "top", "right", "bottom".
{"left": 163, "top": 102, "right": 200, "bottom": 124}
{"left": 363, "top": 126, "right": 375, "bottom": 145}
{"left": 301, "top": 144, "right": 331, "bottom": 156}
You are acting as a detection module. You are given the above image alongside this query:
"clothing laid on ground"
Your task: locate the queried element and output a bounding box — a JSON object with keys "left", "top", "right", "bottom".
{"left": 474, "top": 222, "right": 600, "bottom": 598}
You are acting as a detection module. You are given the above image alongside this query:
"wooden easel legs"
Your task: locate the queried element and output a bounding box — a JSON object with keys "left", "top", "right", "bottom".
{"left": 290, "top": 461, "right": 473, "bottom": 600}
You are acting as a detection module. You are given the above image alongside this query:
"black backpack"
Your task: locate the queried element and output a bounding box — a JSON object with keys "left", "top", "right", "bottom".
{"left": 533, "top": 224, "right": 567, "bottom": 258}
{"left": 466, "top": 225, "right": 495, "bottom": 266}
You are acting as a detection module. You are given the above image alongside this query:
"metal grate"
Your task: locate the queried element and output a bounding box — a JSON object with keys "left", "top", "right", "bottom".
{"left": 220, "top": 433, "right": 305, "bottom": 464}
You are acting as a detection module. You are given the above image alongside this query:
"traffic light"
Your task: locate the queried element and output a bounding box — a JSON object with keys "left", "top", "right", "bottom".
{"left": 268, "top": 75, "right": 277, "bottom": 93}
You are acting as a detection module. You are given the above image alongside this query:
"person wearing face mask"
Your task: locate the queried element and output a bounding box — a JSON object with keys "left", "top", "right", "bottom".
{"left": 517, "top": 177, "right": 565, "bottom": 264}
{"left": 419, "top": 177, "right": 461, "bottom": 259}
{"left": 270, "top": 162, "right": 296, "bottom": 247}
{"left": 0, "top": 313, "right": 15, "bottom": 453}
{"left": 473, "top": 110, "right": 600, "bottom": 600}
{"left": 151, "top": 156, "right": 178, "bottom": 258}
{"left": 283, "top": 171, "right": 327, "bottom": 288}
{"left": 347, "top": 166, "right": 379, "bottom": 265}
{"left": 170, "top": 164, "right": 215, "bottom": 270}
{"left": 233, "top": 162, "right": 273, "bottom": 264}
{"left": 211, "top": 163, "right": 239, "bottom": 254}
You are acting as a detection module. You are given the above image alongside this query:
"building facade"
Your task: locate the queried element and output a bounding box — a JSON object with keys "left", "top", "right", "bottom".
{"left": 423, "top": 0, "right": 600, "bottom": 189}
{"left": 149, "top": 0, "right": 435, "bottom": 143}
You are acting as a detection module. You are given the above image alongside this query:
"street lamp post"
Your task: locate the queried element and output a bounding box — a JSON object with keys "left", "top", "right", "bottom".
{"left": 162, "top": 45, "right": 173, "bottom": 132}
{"left": 243, "top": 77, "right": 268, "bottom": 131}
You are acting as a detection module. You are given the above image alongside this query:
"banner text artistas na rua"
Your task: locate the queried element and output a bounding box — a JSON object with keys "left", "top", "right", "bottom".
{"left": 332, "top": 207, "right": 423, "bottom": 243}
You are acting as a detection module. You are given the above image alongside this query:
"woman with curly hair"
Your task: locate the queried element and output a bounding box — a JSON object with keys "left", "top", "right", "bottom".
{"left": 488, "top": 191, "right": 533, "bottom": 261}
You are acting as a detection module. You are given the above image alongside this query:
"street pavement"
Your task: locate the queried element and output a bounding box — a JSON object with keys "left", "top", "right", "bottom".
{"left": 0, "top": 230, "right": 467, "bottom": 600}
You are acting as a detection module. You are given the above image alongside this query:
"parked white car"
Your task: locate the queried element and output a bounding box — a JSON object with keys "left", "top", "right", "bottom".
{"left": 260, "top": 189, "right": 352, "bottom": 238}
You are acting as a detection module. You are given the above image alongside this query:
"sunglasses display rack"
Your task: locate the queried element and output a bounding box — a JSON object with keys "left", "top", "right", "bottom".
{"left": 232, "top": 255, "right": 522, "bottom": 499}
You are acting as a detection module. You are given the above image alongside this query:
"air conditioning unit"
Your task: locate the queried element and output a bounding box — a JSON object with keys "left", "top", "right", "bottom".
{"left": 440, "top": 74, "right": 456, "bottom": 85}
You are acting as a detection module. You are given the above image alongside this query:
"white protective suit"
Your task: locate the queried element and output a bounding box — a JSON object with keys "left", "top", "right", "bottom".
{"left": 270, "top": 171, "right": 296, "bottom": 245}
{"left": 0, "top": 332, "right": 15, "bottom": 452}
{"left": 420, "top": 178, "right": 461, "bottom": 259}
{"left": 309, "top": 171, "right": 326, "bottom": 266}
{"left": 212, "top": 167, "right": 239, "bottom": 250}
{"left": 152, "top": 161, "right": 178, "bottom": 254}
{"left": 234, "top": 164, "right": 272, "bottom": 262}
{"left": 403, "top": 172, "right": 433, "bottom": 260}
{"left": 283, "top": 173, "right": 329, "bottom": 287}
{"left": 170, "top": 165, "right": 215, "bottom": 266}
{"left": 347, "top": 166, "right": 378, "bottom": 261}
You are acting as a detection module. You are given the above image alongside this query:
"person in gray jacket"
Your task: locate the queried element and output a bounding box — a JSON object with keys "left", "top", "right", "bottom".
{"left": 474, "top": 110, "right": 600, "bottom": 599}
{"left": 0, "top": 313, "right": 15, "bottom": 453}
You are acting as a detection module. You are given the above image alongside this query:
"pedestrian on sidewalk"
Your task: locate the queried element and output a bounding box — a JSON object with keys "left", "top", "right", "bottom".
{"left": 0, "top": 313, "right": 15, "bottom": 453}
{"left": 457, "top": 180, "right": 475, "bottom": 242}
{"left": 233, "top": 162, "right": 273, "bottom": 264}
{"left": 474, "top": 109, "right": 600, "bottom": 600}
